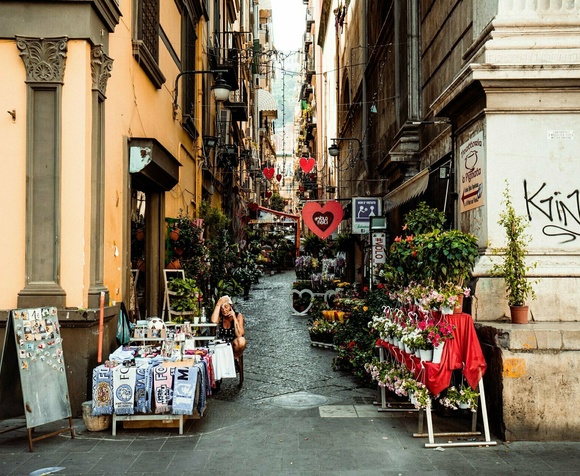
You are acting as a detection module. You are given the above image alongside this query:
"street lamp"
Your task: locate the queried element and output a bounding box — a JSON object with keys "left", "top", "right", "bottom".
{"left": 173, "top": 69, "right": 230, "bottom": 118}
{"left": 328, "top": 137, "right": 362, "bottom": 164}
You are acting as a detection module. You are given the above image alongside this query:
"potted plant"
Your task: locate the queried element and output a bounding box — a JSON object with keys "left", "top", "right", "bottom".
{"left": 439, "top": 384, "right": 479, "bottom": 412}
{"left": 491, "top": 182, "right": 537, "bottom": 324}
{"left": 167, "top": 277, "right": 201, "bottom": 323}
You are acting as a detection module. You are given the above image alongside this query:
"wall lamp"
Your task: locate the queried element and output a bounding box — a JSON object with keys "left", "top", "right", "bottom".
{"left": 328, "top": 137, "right": 362, "bottom": 159}
{"left": 203, "top": 135, "right": 218, "bottom": 149}
{"left": 173, "top": 69, "right": 230, "bottom": 118}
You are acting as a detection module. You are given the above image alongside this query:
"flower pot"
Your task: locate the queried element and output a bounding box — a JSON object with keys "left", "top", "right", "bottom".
{"left": 510, "top": 305, "right": 529, "bottom": 324}
{"left": 432, "top": 342, "right": 444, "bottom": 364}
{"left": 457, "top": 402, "right": 470, "bottom": 410}
{"left": 166, "top": 259, "right": 181, "bottom": 269}
{"left": 169, "top": 228, "right": 180, "bottom": 241}
{"left": 453, "top": 294, "right": 464, "bottom": 314}
{"left": 441, "top": 306, "right": 454, "bottom": 315}
{"left": 419, "top": 348, "right": 433, "bottom": 362}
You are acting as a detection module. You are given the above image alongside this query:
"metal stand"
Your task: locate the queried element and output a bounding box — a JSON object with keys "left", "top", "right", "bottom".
{"left": 413, "top": 381, "right": 496, "bottom": 448}
{"left": 375, "top": 347, "right": 418, "bottom": 413}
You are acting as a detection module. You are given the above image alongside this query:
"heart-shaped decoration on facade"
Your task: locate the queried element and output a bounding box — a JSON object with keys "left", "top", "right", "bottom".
{"left": 302, "top": 200, "right": 343, "bottom": 239}
{"left": 276, "top": 173, "right": 282, "bottom": 182}
{"left": 263, "top": 167, "right": 275, "bottom": 180}
{"left": 266, "top": 191, "right": 272, "bottom": 198}
{"left": 299, "top": 157, "right": 316, "bottom": 174}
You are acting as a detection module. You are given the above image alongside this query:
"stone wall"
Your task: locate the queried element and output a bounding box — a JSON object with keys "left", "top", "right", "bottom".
{"left": 477, "top": 322, "right": 580, "bottom": 441}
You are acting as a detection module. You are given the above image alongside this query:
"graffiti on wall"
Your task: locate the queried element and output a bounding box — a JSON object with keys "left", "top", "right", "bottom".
{"left": 524, "top": 180, "right": 580, "bottom": 243}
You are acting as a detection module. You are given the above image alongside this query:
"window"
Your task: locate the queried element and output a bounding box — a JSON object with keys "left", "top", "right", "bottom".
{"left": 133, "top": 0, "right": 165, "bottom": 88}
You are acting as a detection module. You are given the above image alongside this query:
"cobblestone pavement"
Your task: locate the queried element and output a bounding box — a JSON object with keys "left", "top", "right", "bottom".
{"left": 1, "top": 270, "right": 580, "bottom": 475}
{"left": 212, "top": 270, "right": 377, "bottom": 407}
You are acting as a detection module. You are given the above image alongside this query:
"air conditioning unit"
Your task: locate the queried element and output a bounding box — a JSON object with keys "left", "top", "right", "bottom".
{"left": 218, "top": 109, "right": 231, "bottom": 144}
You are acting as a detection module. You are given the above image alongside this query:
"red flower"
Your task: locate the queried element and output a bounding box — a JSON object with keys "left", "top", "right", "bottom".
{"left": 412, "top": 251, "right": 417, "bottom": 257}
{"left": 363, "top": 286, "right": 368, "bottom": 293}
{"left": 347, "top": 341, "right": 356, "bottom": 349}
{"left": 377, "top": 283, "right": 384, "bottom": 289}
{"left": 394, "top": 236, "right": 402, "bottom": 242}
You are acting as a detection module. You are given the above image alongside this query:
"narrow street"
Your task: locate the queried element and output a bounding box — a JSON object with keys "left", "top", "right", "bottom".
{"left": 212, "top": 270, "right": 376, "bottom": 407}
{"left": 1, "top": 271, "right": 579, "bottom": 475}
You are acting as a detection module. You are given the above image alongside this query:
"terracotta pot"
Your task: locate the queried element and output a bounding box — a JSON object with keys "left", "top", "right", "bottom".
{"left": 166, "top": 259, "right": 181, "bottom": 269}
{"left": 135, "top": 227, "right": 145, "bottom": 241}
{"left": 510, "top": 305, "right": 529, "bottom": 324}
{"left": 169, "top": 228, "right": 180, "bottom": 241}
{"left": 453, "top": 294, "right": 464, "bottom": 314}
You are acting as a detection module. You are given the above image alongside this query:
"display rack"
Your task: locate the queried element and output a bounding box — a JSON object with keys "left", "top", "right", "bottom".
{"left": 376, "top": 313, "right": 497, "bottom": 448}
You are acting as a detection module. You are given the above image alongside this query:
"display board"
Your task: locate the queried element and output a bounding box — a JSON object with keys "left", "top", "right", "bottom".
{"left": 0, "top": 307, "right": 74, "bottom": 450}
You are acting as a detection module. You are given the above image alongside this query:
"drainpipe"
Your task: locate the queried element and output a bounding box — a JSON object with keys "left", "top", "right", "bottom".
{"left": 362, "top": 0, "right": 369, "bottom": 175}
{"left": 253, "top": 0, "right": 261, "bottom": 204}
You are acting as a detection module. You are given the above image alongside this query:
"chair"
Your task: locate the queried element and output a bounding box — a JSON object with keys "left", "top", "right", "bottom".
{"left": 162, "top": 269, "right": 185, "bottom": 321}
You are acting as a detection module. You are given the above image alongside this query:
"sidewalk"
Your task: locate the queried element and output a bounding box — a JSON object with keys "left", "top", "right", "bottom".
{"left": 1, "top": 271, "right": 579, "bottom": 475}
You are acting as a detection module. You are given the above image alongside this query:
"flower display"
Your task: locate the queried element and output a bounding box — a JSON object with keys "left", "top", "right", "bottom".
{"left": 439, "top": 384, "right": 479, "bottom": 412}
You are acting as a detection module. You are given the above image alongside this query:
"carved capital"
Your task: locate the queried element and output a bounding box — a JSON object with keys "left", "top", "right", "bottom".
{"left": 91, "top": 45, "right": 114, "bottom": 94}
{"left": 16, "top": 36, "right": 68, "bottom": 83}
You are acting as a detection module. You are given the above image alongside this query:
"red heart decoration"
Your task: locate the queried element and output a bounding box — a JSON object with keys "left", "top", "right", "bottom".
{"left": 299, "top": 157, "right": 316, "bottom": 174}
{"left": 276, "top": 173, "right": 282, "bottom": 182}
{"left": 302, "top": 201, "right": 343, "bottom": 239}
{"left": 266, "top": 191, "right": 272, "bottom": 198}
{"left": 263, "top": 167, "right": 275, "bottom": 180}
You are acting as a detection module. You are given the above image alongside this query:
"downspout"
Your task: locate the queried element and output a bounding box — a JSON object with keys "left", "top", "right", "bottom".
{"left": 253, "top": 0, "right": 261, "bottom": 204}
{"left": 362, "top": 0, "right": 369, "bottom": 175}
{"left": 394, "top": 0, "right": 400, "bottom": 126}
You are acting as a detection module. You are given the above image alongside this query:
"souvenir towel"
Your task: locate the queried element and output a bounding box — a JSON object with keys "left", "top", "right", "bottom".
{"left": 203, "top": 354, "right": 215, "bottom": 393}
{"left": 113, "top": 366, "right": 137, "bottom": 415}
{"left": 92, "top": 365, "right": 113, "bottom": 415}
{"left": 153, "top": 366, "right": 174, "bottom": 414}
{"left": 134, "top": 365, "right": 152, "bottom": 413}
{"left": 195, "top": 361, "right": 207, "bottom": 416}
{"left": 213, "top": 343, "right": 236, "bottom": 380}
{"left": 172, "top": 366, "right": 198, "bottom": 415}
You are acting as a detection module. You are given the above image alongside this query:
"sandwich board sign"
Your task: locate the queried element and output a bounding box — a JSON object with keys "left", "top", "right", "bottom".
{"left": 0, "top": 307, "right": 74, "bottom": 450}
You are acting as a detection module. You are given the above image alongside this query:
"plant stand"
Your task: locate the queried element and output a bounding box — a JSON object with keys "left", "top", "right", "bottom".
{"left": 413, "top": 380, "right": 496, "bottom": 448}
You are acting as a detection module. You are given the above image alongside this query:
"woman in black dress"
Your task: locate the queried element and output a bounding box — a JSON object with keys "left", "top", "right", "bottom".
{"left": 211, "top": 296, "right": 246, "bottom": 359}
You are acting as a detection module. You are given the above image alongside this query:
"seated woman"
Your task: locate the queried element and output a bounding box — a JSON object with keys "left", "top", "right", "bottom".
{"left": 211, "top": 296, "right": 246, "bottom": 359}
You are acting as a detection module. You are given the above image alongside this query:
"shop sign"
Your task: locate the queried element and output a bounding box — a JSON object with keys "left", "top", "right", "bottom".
{"left": 352, "top": 197, "right": 381, "bottom": 234}
{"left": 459, "top": 132, "right": 485, "bottom": 212}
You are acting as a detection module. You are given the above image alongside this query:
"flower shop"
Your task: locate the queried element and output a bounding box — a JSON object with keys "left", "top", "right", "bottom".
{"left": 298, "top": 203, "right": 496, "bottom": 447}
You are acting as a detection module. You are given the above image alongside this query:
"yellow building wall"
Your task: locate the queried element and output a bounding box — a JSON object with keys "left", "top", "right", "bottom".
{"left": 0, "top": 40, "right": 26, "bottom": 310}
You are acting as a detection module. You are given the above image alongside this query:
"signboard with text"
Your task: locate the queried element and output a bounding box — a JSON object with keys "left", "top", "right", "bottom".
{"left": 372, "top": 232, "right": 387, "bottom": 267}
{"left": 459, "top": 132, "right": 485, "bottom": 212}
{"left": 352, "top": 197, "right": 382, "bottom": 234}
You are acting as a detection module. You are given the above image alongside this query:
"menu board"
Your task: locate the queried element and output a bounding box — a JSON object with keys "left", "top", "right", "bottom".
{"left": 0, "top": 307, "right": 72, "bottom": 428}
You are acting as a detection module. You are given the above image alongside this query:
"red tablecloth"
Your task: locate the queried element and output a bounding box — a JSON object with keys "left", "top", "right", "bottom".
{"left": 377, "top": 313, "right": 487, "bottom": 395}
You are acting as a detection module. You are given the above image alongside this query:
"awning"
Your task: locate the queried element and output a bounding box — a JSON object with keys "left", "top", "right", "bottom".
{"left": 383, "top": 168, "right": 430, "bottom": 212}
{"left": 256, "top": 89, "right": 278, "bottom": 118}
{"left": 129, "top": 138, "right": 181, "bottom": 192}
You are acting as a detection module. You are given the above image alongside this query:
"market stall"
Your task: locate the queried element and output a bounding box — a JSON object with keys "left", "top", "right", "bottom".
{"left": 90, "top": 318, "right": 236, "bottom": 435}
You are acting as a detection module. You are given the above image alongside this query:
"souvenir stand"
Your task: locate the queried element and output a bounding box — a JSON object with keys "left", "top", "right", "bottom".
{"left": 376, "top": 312, "right": 497, "bottom": 448}
{"left": 90, "top": 317, "right": 236, "bottom": 436}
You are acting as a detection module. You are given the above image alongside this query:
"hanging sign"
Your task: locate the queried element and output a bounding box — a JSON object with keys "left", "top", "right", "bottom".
{"left": 299, "top": 157, "right": 316, "bottom": 174}
{"left": 302, "top": 200, "right": 343, "bottom": 239}
{"left": 276, "top": 173, "right": 282, "bottom": 182}
{"left": 263, "top": 167, "right": 275, "bottom": 180}
{"left": 352, "top": 197, "right": 382, "bottom": 234}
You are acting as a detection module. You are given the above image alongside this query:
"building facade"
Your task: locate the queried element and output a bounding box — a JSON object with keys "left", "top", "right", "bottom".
{"left": 0, "top": 0, "right": 276, "bottom": 413}
{"left": 305, "top": 0, "right": 580, "bottom": 440}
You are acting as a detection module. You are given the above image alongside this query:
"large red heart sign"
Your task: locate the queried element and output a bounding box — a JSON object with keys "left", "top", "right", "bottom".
{"left": 299, "top": 157, "right": 316, "bottom": 174}
{"left": 263, "top": 167, "right": 275, "bottom": 180}
{"left": 302, "top": 201, "right": 343, "bottom": 239}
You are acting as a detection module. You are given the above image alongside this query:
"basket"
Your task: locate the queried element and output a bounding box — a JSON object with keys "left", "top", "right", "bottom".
{"left": 82, "top": 400, "right": 111, "bottom": 432}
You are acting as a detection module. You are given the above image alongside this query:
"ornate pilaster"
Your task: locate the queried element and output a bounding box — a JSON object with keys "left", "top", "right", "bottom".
{"left": 90, "top": 45, "right": 113, "bottom": 95}
{"left": 17, "top": 36, "right": 68, "bottom": 308}
{"left": 16, "top": 36, "right": 68, "bottom": 83}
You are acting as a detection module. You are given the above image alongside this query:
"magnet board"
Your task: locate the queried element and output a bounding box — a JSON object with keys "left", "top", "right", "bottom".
{"left": 0, "top": 307, "right": 72, "bottom": 428}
